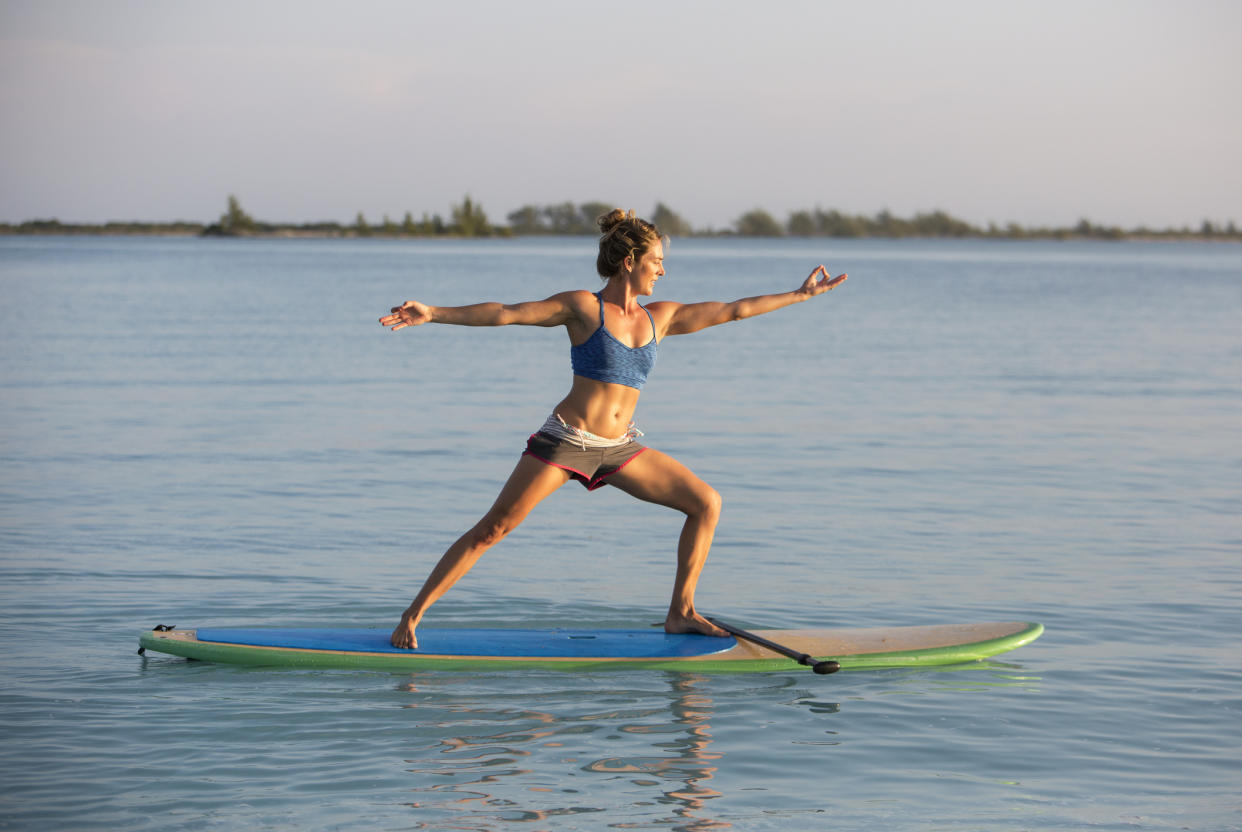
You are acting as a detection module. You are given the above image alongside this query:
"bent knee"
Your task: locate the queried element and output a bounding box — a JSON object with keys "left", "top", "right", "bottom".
{"left": 691, "top": 485, "right": 722, "bottom": 520}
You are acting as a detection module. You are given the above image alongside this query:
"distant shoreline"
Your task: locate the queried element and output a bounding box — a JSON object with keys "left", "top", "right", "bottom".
{"left": 3, "top": 222, "right": 1239, "bottom": 243}
{"left": 4, "top": 194, "right": 1240, "bottom": 243}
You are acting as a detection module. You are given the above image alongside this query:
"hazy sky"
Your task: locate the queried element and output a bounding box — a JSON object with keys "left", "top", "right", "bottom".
{"left": 2, "top": 0, "right": 1239, "bottom": 229}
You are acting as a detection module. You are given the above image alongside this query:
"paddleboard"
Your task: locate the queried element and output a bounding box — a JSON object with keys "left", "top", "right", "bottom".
{"left": 138, "top": 621, "right": 1042, "bottom": 672}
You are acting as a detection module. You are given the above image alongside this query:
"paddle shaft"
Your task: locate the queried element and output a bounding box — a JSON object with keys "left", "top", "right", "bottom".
{"left": 708, "top": 617, "right": 840, "bottom": 674}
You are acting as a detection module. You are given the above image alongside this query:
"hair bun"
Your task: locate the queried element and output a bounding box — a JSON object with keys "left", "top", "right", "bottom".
{"left": 594, "top": 210, "right": 661, "bottom": 279}
{"left": 597, "top": 208, "right": 635, "bottom": 235}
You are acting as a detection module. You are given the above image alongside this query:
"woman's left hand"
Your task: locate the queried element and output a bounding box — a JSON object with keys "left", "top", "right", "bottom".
{"left": 800, "top": 265, "right": 847, "bottom": 297}
{"left": 380, "top": 300, "right": 433, "bottom": 331}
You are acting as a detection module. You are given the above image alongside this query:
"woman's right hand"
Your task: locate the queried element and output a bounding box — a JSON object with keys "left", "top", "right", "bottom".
{"left": 380, "top": 300, "right": 433, "bottom": 331}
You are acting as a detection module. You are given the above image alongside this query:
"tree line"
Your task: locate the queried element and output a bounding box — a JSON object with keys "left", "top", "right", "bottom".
{"left": 196, "top": 194, "right": 506, "bottom": 238}
{"left": 3, "top": 195, "right": 1238, "bottom": 241}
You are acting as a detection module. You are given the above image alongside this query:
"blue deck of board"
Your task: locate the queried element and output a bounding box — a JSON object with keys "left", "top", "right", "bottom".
{"left": 195, "top": 628, "right": 738, "bottom": 658}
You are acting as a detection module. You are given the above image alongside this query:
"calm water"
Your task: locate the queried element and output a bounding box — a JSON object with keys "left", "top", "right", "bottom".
{"left": 1, "top": 235, "right": 1239, "bottom": 831}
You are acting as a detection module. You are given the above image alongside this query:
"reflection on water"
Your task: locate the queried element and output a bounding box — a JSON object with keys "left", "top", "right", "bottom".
{"left": 584, "top": 676, "right": 726, "bottom": 830}
{"left": 389, "top": 663, "right": 1044, "bottom": 829}
{"left": 394, "top": 674, "right": 732, "bottom": 830}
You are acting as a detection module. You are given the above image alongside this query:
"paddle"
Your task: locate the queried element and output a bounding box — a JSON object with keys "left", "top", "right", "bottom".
{"left": 707, "top": 616, "right": 841, "bottom": 675}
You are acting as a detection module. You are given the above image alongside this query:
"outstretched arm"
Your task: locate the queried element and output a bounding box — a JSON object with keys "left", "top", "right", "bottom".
{"left": 660, "top": 266, "right": 846, "bottom": 337}
{"left": 379, "top": 292, "right": 580, "bottom": 331}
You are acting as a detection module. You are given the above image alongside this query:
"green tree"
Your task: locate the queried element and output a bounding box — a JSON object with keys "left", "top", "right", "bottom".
{"left": 451, "top": 194, "right": 491, "bottom": 236}
{"left": 1074, "top": 217, "right": 1123, "bottom": 239}
{"left": 735, "top": 208, "right": 784, "bottom": 237}
{"left": 507, "top": 205, "right": 544, "bottom": 234}
{"left": 220, "top": 195, "right": 256, "bottom": 233}
{"left": 786, "top": 210, "right": 816, "bottom": 236}
{"left": 815, "top": 209, "right": 863, "bottom": 237}
{"left": 870, "top": 209, "right": 909, "bottom": 237}
{"left": 542, "top": 202, "right": 579, "bottom": 234}
{"left": 652, "top": 203, "right": 693, "bottom": 237}
{"left": 912, "top": 210, "right": 976, "bottom": 237}
{"left": 402, "top": 211, "right": 418, "bottom": 235}
{"left": 355, "top": 212, "right": 371, "bottom": 237}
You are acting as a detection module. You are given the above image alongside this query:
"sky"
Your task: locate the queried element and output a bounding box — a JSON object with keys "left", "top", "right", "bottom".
{"left": 1, "top": 0, "right": 1239, "bottom": 230}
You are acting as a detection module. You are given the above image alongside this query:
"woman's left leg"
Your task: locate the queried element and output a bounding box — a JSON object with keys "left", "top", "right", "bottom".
{"left": 605, "top": 447, "right": 729, "bottom": 638}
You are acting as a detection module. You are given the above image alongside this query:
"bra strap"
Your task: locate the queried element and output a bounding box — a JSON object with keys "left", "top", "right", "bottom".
{"left": 642, "top": 304, "right": 656, "bottom": 342}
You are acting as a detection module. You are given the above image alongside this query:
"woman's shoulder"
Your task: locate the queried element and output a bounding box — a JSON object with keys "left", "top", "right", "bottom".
{"left": 642, "top": 299, "right": 684, "bottom": 319}
{"left": 552, "top": 289, "right": 599, "bottom": 312}
{"left": 538, "top": 289, "right": 599, "bottom": 330}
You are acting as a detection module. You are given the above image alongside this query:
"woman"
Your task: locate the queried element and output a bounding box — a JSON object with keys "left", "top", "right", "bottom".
{"left": 380, "top": 209, "right": 846, "bottom": 648}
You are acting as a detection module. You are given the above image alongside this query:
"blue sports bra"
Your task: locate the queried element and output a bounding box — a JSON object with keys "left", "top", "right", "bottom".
{"left": 570, "top": 292, "right": 658, "bottom": 390}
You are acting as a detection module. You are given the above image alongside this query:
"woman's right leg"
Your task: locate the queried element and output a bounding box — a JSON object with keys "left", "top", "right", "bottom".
{"left": 391, "top": 454, "right": 571, "bottom": 648}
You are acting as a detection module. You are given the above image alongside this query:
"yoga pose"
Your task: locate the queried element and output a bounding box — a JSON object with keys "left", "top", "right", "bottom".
{"left": 380, "top": 209, "right": 846, "bottom": 648}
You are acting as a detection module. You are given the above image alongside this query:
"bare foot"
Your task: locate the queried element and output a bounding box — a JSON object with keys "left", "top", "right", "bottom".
{"left": 664, "top": 611, "right": 729, "bottom": 638}
{"left": 391, "top": 615, "right": 419, "bottom": 649}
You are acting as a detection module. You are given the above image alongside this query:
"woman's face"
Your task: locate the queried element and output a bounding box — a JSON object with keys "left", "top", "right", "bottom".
{"left": 630, "top": 241, "right": 665, "bottom": 295}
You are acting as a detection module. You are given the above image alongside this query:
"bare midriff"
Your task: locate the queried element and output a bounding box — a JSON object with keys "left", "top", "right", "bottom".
{"left": 554, "top": 375, "right": 643, "bottom": 439}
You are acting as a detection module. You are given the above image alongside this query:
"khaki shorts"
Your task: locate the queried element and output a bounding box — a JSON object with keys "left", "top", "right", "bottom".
{"left": 523, "top": 431, "right": 647, "bottom": 491}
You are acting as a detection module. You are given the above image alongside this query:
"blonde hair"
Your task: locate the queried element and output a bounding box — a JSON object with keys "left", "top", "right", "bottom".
{"left": 596, "top": 209, "right": 663, "bottom": 279}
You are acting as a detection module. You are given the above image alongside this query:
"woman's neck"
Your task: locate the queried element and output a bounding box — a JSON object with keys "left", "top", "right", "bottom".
{"left": 600, "top": 278, "right": 642, "bottom": 312}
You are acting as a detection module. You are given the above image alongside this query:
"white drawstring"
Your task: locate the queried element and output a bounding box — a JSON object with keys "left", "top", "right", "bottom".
{"left": 542, "top": 413, "right": 642, "bottom": 450}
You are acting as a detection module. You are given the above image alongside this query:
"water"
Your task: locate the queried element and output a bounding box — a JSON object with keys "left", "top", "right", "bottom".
{"left": 1, "top": 234, "right": 1239, "bottom": 830}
